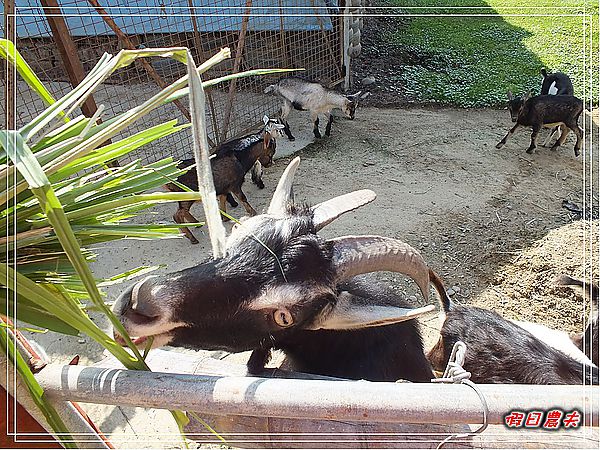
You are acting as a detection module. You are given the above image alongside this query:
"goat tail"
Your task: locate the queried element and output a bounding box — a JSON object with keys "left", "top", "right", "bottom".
{"left": 556, "top": 274, "right": 599, "bottom": 306}
{"left": 429, "top": 269, "right": 452, "bottom": 313}
{"left": 264, "top": 84, "right": 276, "bottom": 95}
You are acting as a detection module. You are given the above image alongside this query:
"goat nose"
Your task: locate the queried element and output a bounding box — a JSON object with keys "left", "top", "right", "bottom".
{"left": 126, "top": 277, "right": 161, "bottom": 323}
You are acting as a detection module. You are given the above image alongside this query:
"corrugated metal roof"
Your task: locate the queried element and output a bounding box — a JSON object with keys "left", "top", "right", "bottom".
{"left": 15, "top": 0, "right": 335, "bottom": 37}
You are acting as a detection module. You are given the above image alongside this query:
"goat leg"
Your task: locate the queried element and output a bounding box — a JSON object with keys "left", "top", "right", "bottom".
{"left": 218, "top": 195, "right": 231, "bottom": 222}
{"left": 231, "top": 187, "right": 257, "bottom": 216}
{"left": 280, "top": 101, "right": 296, "bottom": 141}
{"left": 325, "top": 114, "right": 334, "bottom": 136}
{"left": 542, "top": 125, "right": 560, "bottom": 147}
{"left": 282, "top": 120, "right": 295, "bottom": 141}
{"left": 568, "top": 121, "right": 583, "bottom": 157}
{"left": 226, "top": 193, "right": 239, "bottom": 207}
{"left": 173, "top": 202, "right": 199, "bottom": 244}
{"left": 496, "top": 123, "right": 520, "bottom": 149}
{"left": 312, "top": 114, "right": 322, "bottom": 139}
{"left": 247, "top": 348, "right": 272, "bottom": 375}
{"left": 251, "top": 161, "right": 265, "bottom": 189}
{"left": 551, "top": 125, "right": 570, "bottom": 151}
{"left": 526, "top": 124, "right": 541, "bottom": 154}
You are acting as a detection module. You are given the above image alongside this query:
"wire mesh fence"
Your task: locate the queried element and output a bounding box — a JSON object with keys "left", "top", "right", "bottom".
{"left": 1, "top": 0, "right": 346, "bottom": 164}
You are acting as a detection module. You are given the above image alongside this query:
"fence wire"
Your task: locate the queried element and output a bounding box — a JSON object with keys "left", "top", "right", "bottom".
{"left": 1, "top": 0, "right": 345, "bottom": 164}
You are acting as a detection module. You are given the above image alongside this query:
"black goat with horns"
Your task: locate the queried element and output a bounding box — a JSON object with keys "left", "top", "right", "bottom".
{"left": 113, "top": 157, "right": 437, "bottom": 382}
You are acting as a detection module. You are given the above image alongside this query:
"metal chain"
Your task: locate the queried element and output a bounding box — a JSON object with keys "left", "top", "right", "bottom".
{"left": 431, "top": 341, "right": 489, "bottom": 449}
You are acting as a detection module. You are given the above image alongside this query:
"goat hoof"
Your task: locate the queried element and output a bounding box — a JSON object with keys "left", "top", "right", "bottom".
{"left": 221, "top": 216, "right": 231, "bottom": 223}
{"left": 289, "top": 136, "right": 296, "bottom": 142}
{"left": 189, "top": 237, "right": 199, "bottom": 245}
{"left": 526, "top": 147, "right": 535, "bottom": 154}
{"left": 256, "top": 182, "right": 265, "bottom": 190}
{"left": 495, "top": 142, "right": 504, "bottom": 149}
{"left": 574, "top": 148, "right": 580, "bottom": 157}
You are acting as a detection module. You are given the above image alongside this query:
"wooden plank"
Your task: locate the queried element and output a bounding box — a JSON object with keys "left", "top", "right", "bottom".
{"left": 40, "top": 0, "right": 99, "bottom": 119}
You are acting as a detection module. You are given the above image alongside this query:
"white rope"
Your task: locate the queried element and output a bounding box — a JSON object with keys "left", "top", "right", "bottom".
{"left": 431, "top": 341, "right": 489, "bottom": 449}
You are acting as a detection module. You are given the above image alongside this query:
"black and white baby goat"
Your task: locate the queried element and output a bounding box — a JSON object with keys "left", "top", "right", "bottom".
{"left": 540, "top": 69, "right": 575, "bottom": 146}
{"left": 115, "top": 158, "right": 437, "bottom": 382}
{"left": 264, "top": 77, "right": 361, "bottom": 140}
{"left": 427, "top": 271, "right": 598, "bottom": 385}
{"left": 541, "top": 69, "right": 574, "bottom": 96}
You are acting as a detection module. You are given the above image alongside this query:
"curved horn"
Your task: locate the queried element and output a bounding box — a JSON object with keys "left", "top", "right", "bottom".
{"left": 312, "top": 189, "right": 376, "bottom": 231}
{"left": 268, "top": 157, "right": 300, "bottom": 215}
{"left": 329, "top": 236, "right": 430, "bottom": 301}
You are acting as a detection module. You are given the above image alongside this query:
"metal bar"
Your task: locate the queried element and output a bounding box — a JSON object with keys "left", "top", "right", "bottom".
{"left": 40, "top": 0, "right": 100, "bottom": 119}
{"left": 36, "top": 363, "right": 600, "bottom": 427}
{"left": 219, "top": 0, "right": 253, "bottom": 142}
{"left": 4, "top": 0, "right": 15, "bottom": 130}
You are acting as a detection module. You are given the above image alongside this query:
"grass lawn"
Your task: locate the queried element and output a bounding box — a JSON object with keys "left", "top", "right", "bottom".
{"left": 387, "top": 0, "right": 599, "bottom": 107}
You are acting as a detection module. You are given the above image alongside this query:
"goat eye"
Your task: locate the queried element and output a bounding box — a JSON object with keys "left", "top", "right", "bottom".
{"left": 273, "top": 309, "right": 294, "bottom": 328}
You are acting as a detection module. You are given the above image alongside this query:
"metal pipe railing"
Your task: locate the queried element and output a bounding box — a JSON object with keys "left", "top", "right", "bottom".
{"left": 35, "top": 363, "right": 600, "bottom": 427}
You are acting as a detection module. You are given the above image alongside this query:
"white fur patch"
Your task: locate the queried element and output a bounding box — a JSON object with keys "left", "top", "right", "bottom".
{"left": 511, "top": 319, "right": 596, "bottom": 367}
{"left": 249, "top": 284, "right": 325, "bottom": 310}
{"left": 548, "top": 81, "right": 558, "bottom": 95}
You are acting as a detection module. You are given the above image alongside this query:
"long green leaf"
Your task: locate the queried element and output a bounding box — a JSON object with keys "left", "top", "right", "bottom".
{"left": 0, "top": 290, "right": 80, "bottom": 336}
{"left": 29, "top": 192, "right": 200, "bottom": 228}
{"left": 1, "top": 130, "right": 147, "bottom": 368}
{"left": 0, "top": 263, "right": 138, "bottom": 366}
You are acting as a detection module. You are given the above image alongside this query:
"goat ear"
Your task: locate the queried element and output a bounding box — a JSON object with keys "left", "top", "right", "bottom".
{"left": 523, "top": 91, "right": 532, "bottom": 102}
{"left": 507, "top": 91, "right": 514, "bottom": 100}
{"left": 264, "top": 132, "right": 272, "bottom": 149}
{"left": 312, "top": 189, "right": 376, "bottom": 231}
{"left": 307, "top": 292, "right": 435, "bottom": 330}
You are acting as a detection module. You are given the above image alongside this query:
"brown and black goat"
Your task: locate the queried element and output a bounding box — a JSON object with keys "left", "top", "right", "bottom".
{"left": 427, "top": 271, "right": 598, "bottom": 385}
{"left": 165, "top": 117, "right": 284, "bottom": 244}
{"left": 496, "top": 92, "right": 584, "bottom": 156}
{"left": 557, "top": 274, "right": 599, "bottom": 367}
{"left": 114, "top": 158, "right": 438, "bottom": 382}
